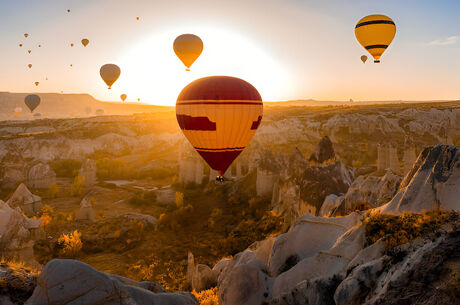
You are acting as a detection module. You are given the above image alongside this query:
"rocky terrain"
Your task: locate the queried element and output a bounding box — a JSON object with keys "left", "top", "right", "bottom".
{"left": 0, "top": 101, "right": 459, "bottom": 305}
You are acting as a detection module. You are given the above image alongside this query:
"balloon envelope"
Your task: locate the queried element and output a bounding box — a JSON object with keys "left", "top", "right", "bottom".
{"left": 176, "top": 76, "right": 263, "bottom": 175}
{"left": 81, "top": 39, "right": 89, "bottom": 47}
{"left": 120, "top": 94, "right": 127, "bottom": 102}
{"left": 25, "top": 94, "right": 40, "bottom": 112}
{"left": 34, "top": 82, "right": 39, "bottom": 86}
{"left": 28, "top": 64, "right": 32, "bottom": 68}
{"left": 361, "top": 55, "right": 368, "bottom": 63}
{"left": 100, "top": 64, "right": 121, "bottom": 89}
{"left": 355, "top": 14, "right": 396, "bottom": 63}
{"left": 173, "top": 34, "right": 203, "bottom": 70}
{"left": 24, "top": 33, "right": 28, "bottom": 38}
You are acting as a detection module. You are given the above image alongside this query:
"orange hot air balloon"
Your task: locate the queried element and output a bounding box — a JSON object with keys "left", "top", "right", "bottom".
{"left": 24, "top": 33, "right": 29, "bottom": 38}
{"left": 28, "top": 50, "right": 31, "bottom": 54}
{"left": 28, "top": 64, "right": 32, "bottom": 69}
{"left": 81, "top": 39, "right": 89, "bottom": 47}
{"left": 120, "top": 94, "right": 127, "bottom": 102}
{"left": 136, "top": 17, "right": 140, "bottom": 21}
{"left": 34, "top": 82, "right": 39, "bottom": 86}
{"left": 137, "top": 98, "right": 140, "bottom": 102}
{"left": 67, "top": 9, "right": 71, "bottom": 13}
{"left": 70, "top": 43, "right": 74, "bottom": 47}
{"left": 173, "top": 34, "right": 203, "bottom": 71}
{"left": 38, "top": 44, "right": 41, "bottom": 48}
{"left": 19, "top": 44, "right": 23, "bottom": 47}
{"left": 176, "top": 76, "right": 263, "bottom": 178}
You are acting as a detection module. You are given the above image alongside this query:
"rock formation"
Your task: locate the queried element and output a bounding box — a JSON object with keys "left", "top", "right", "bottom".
{"left": 78, "top": 159, "right": 97, "bottom": 187}
{"left": 27, "top": 162, "right": 56, "bottom": 189}
{"left": 6, "top": 183, "right": 42, "bottom": 216}
{"left": 329, "top": 170, "right": 401, "bottom": 216}
{"left": 76, "top": 197, "right": 96, "bottom": 222}
{"left": 256, "top": 169, "right": 278, "bottom": 197}
{"left": 377, "top": 143, "right": 400, "bottom": 173}
{"left": 0, "top": 200, "right": 42, "bottom": 250}
{"left": 379, "top": 144, "right": 460, "bottom": 214}
{"left": 26, "top": 259, "right": 198, "bottom": 305}
{"left": 403, "top": 146, "right": 417, "bottom": 176}
{"left": 308, "top": 136, "right": 335, "bottom": 163}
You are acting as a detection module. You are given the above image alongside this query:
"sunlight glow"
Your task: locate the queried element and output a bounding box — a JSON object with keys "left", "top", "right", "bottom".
{"left": 116, "top": 25, "right": 291, "bottom": 105}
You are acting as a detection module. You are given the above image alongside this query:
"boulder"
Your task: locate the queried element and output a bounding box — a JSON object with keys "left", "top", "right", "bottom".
{"left": 27, "top": 162, "right": 56, "bottom": 189}
{"left": 6, "top": 183, "right": 42, "bottom": 215}
{"left": 319, "top": 194, "right": 343, "bottom": 217}
{"left": 379, "top": 145, "right": 460, "bottom": 214}
{"left": 78, "top": 159, "right": 97, "bottom": 187}
{"left": 26, "top": 259, "right": 198, "bottom": 305}
{"left": 191, "top": 264, "right": 215, "bottom": 292}
{"left": 308, "top": 136, "right": 335, "bottom": 163}
{"left": 0, "top": 260, "right": 38, "bottom": 304}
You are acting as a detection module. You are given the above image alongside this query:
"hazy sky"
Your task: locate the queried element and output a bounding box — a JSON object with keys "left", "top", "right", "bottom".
{"left": 0, "top": 0, "right": 459, "bottom": 105}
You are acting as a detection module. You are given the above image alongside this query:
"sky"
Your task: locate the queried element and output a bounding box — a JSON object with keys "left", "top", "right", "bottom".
{"left": 0, "top": 0, "right": 459, "bottom": 106}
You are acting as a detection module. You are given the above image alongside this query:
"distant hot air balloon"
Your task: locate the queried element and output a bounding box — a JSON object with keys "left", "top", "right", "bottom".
{"left": 355, "top": 14, "right": 396, "bottom": 63}
{"left": 136, "top": 17, "right": 140, "bottom": 21}
{"left": 24, "top": 33, "right": 29, "bottom": 38}
{"left": 14, "top": 107, "right": 23, "bottom": 116}
{"left": 360, "top": 55, "right": 368, "bottom": 63}
{"left": 34, "top": 82, "right": 39, "bottom": 86}
{"left": 176, "top": 76, "right": 263, "bottom": 179}
{"left": 70, "top": 64, "right": 73, "bottom": 67}
{"left": 100, "top": 64, "right": 121, "bottom": 89}
{"left": 24, "top": 94, "right": 40, "bottom": 112}
{"left": 38, "top": 44, "right": 41, "bottom": 47}
{"left": 46, "top": 77, "right": 48, "bottom": 80}
{"left": 19, "top": 44, "right": 23, "bottom": 47}
{"left": 67, "top": 9, "right": 71, "bottom": 13}
{"left": 120, "top": 94, "right": 127, "bottom": 102}
{"left": 137, "top": 98, "right": 140, "bottom": 102}
{"left": 173, "top": 34, "right": 203, "bottom": 71}
{"left": 81, "top": 39, "right": 89, "bottom": 47}
{"left": 70, "top": 43, "right": 74, "bottom": 47}
{"left": 28, "top": 64, "right": 32, "bottom": 69}
{"left": 28, "top": 50, "right": 31, "bottom": 54}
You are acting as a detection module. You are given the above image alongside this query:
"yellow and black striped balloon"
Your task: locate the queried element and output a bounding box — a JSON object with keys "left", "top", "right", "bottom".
{"left": 355, "top": 14, "right": 396, "bottom": 63}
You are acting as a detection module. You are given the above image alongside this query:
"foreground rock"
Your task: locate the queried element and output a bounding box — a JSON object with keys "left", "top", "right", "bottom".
{"left": 26, "top": 259, "right": 198, "bottom": 305}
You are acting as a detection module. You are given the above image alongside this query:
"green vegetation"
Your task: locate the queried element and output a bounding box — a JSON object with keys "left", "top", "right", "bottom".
{"left": 364, "top": 209, "right": 455, "bottom": 251}
{"left": 70, "top": 176, "right": 86, "bottom": 196}
{"left": 50, "top": 159, "right": 81, "bottom": 178}
{"left": 96, "top": 157, "right": 139, "bottom": 180}
{"left": 47, "top": 182, "right": 59, "bottom": 199}
{"left": 128, "top": 191, "right": 157, "bottom": 207}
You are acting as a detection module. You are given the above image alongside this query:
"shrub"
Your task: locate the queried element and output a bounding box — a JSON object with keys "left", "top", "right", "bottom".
{"left": 96, "top": 157, "right": 139, "bottom": 180}
{"left": 129, "top": 191, "right": 157, "bottom": 207}
{"left": 50, "top": 159, "right": 81, "bottom": 178}
{"left": 47, "top": 182, "right": 59, "bottom": 199}
{"left": 364, "top": 209, "right": 454, "bottom": 251}
{"left": 192, "top": 287, "right": 219, "bottom": 305}
{"left": 70, "top": 176, "right": 86, "bottom": 196}
{"left": 57, "top": 230, "right": 82, "bottom": 257}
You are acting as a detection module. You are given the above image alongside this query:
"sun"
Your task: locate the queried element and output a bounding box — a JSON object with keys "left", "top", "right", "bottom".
{"left": 114, "top": 25, "right": 290, "bottom": 106}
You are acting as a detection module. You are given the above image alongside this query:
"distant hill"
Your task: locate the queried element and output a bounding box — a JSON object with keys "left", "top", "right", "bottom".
{"left": 264, "top": 99, "right": 457, "bottom": 107}
{"left": 0, "top": 92, "right": 173, "bottom": 121}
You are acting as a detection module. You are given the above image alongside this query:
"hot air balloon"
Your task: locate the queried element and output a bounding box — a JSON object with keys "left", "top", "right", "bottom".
{"left": 19, "top": 44, "right": 23, "bottom": 47}
{"left": 70, "top": 64, "right": 73, "bottom": 67}
{"left": 34, "top": 82, "right": 39, "bottom": 86}
{"left": 24, "top": 33, "right": 28, "bottom": 38}
{"left": 100, "top": 64, "right": 121, "bottom": 89}
{"left": 14, "top": 107, "right": 23, "bottom": 116}
{"left": 38, "top": 44, "right": 41, "bottom": 48}
{"left": 137, "top": 98, "right": 140, "bottom": 102}
{"left": 28, "top": 50, "right": 31, "bottom": 54}
{"left": 120, "top": 94, "right": 127, "bottom": 102}
{"left": 24, "top": 94, "right": 40, "bottom": 112}
{"left": 70, "top": 43, "right": 74, "bottom": 47}
{"left": 355, "top": 14, "right": 396, "bottom": 63}
{"left": 176, "top": 76, "right": 263, "bottom": 180}
{"left": 81, "top": 39, "right": 89, "bottom": 47}
{"left": 136, "top": 17, "right": 140, "bottom": 21}
{"left": 361, "top": 55, "right": 368, "bottom": 63}
{"left": 28, "top": 64, "right": 32, "bottom": 69}
{"left": 173, "top": 34, "right": 203, "bottom": 71}
{"left": 67, "top": 9, "right": 71, "bottom": 13}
